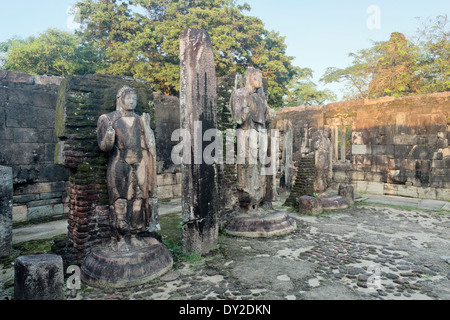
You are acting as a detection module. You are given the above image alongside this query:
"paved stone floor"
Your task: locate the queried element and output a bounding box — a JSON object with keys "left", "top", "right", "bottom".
{"left": 1, "top": 196, "right": 449, "bottom": 301}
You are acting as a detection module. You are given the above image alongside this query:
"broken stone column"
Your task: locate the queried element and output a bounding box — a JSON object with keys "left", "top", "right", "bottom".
{"left": 339, "top": 184, "right": 355, "bottom": 206}
{"left": 0, "top": 166, "right": 13, "bottom": 258}
{"left": 14, "top": 254, "right": 64, "bottom": 300}
{"left": 298, "top": 196, "right": 323, "bottom": 216}
{"left": 179, "top": 28, "right": 219, "bottom": 254}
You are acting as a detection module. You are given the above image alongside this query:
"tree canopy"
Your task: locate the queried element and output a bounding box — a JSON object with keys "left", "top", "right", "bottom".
{"left": 283, "top": 67, "right": 336, "bottom": 107}
{"left": 321, "top": 15, "right": 449, "bottom": 101}
{"left": 0, "top": 28, "right": 102, "bottom": 77}
{"left": 73, "top": 0, "right": 302, "bottom": 108}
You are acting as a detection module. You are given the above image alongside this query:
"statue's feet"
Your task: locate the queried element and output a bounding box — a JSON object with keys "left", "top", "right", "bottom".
{"left": 116, "top": 240, "right": 130, "bottom": 252}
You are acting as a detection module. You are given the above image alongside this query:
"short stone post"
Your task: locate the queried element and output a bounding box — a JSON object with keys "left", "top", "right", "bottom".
{"left": 298, "top": 195, "right": 323, "bottom": 216}
{"left": 0, "top": 166, "right": 13, "bottom": 258}
{"left": 179, "top": 28, "right": 219, "bottom": 254}
{"left": 339, "top": 184, "right": 355, "bottom": 206}
{"left": 14, "top": 254, "right": 64, "bottom": 300}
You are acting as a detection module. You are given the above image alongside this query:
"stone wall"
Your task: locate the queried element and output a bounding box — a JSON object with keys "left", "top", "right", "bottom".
{"left": 275, "top": 92, "right": 450, "bottom": 201}
{"left": 153, "top": 93, "right": 182, "bottom": 200}
{"left": 0, "top": 71, "right": 69, "bottom": 223}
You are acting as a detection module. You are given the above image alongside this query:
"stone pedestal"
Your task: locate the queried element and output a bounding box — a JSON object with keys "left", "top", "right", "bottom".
{"left": 14, "top": 254, "right": 64, "bottom": 300}
{"left": 81, "top": 238, "right": 173, "bottom": 289}
{"left": 225, "top": 212, "right": 297, "bottom": 238}
{"left": 319, "top": 194, "right": 349, "bottom": 210}
{"left": 298, "top": 196, "right": 323, "bottom": 216}
{"left": 0, "top": 166, "right": 13, "bottom": 258}
{"left": 339, "top": 184, "right": 355, "bottom": 206}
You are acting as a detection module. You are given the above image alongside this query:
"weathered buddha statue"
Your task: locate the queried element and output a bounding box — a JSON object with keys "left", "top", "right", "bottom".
{"left": 231, "top": 68, "right": 276, "bottom": 213}
{"left": 97, "top": 85, "right": 159, "bottom": 249}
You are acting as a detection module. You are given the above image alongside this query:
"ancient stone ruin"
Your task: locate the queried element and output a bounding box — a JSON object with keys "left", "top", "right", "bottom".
{"left": 274, "top": 93, "right": 450, "bottom": 202}
{"left": 0, "top": 25, "right": 449, "bottom": 298}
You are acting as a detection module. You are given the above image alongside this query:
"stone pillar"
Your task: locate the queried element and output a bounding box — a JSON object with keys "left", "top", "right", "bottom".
{"left": 339, "top": 184, "right": 355, "bottom": 206}
{"left": 179, "top": 28, "right": 219, "bottom": 254}
{"left": 0, "top": 166, "right": 13, "bottom": 258}
{"left": 14, "top": 254, "right": 64, "bottom": 300}
{"left": 340, "top": 126, "right": 346, "bottom": 162}
{"left": 281, "top": 129, "right": 294, "bottom": 193}
{"left": 332, "top": 127, "right": 339, "bottom": 162}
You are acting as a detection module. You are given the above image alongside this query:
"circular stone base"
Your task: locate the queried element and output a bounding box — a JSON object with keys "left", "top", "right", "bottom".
{"left": 81, "top": 239, "right": 173, "bottom": 289}
{"left": 225, "top": 212, "right": 297, "bottom": 238}
{"left": 319, "top": 194, "right": 349, "bottom": 210}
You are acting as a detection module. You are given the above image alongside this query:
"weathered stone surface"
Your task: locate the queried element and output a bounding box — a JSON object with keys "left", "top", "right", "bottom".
{"left": 0, "top": 166, "right": 13, "bottom": 257}
{"left": 225, "top": 212, "right": 297, "bottom": 238}
{"left": 81, "top": 239, "right": 173, "bottom": 289}
{"left": 179, "top": 28, "right": 219, "bottom": 254}
{"left": 80, "top": 86, "right": 171, "bottom": 289}
{"left": 284, "top": 154, "right": 316, "bottom": 207}
{"left": 97, "top": 85, "right": 159, "bottom": 237}
{"left": 277, "top": 122, "right": 294, "bottom": 194}
{"left": 55, "top": 74, "right": 155, "bottom": 263}
{"left": 154, "top": 93, "right": 181, "bottom": 173}
{"left": 312, "top": 129, "right": 332, "bottom": 193}
{"left": 276, "top": 92, "right": 450, "bottom": 201}
{"left": 14, "top": 254, "right": 64, "bottom": 300}
{"left": 0, "top": 71, "right": 69, "bottom": 223}
{"left": 231, "top": 68, "right": 276, "bottom": 211}
{"left": 339, "top": 184, "right": 355, "bottom": 206}
{"left": 319, "top": 194, "right": 349, "bottom": 210}
{"left": 299, "top": 196, "right": 323, "bottom": 216}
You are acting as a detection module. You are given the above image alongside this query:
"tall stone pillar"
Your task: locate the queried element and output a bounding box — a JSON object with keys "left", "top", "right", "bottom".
{"left": 179, "top": 28, "right": 219, "bottom": 254}
{"left": 0, "top": 166, "right": 13, "bottom": 257}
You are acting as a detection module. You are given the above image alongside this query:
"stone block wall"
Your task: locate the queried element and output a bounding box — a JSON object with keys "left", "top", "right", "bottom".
{"left": 275, "top": 92, "right": 450, "bottom": 201}
{"left": 153, "top": 93, "right": 182, "bottom": 200}
{"left": 0, "top": 71, "right": 70, "bottom": 223}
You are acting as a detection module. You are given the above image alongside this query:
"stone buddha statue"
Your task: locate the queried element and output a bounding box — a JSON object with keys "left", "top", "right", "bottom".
{"left": 231, "top": 68, "right": 276, "bottom": 213}
{"left": 97, "top": 85, "right": 159, "bottom": 248}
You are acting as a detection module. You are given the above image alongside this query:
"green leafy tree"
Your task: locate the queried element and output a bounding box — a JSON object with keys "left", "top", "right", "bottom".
{"left": 414, "top": 15, "right": 450, "bottom": 94}
{"left": 284, "top": 67, "right": 336, "bottom": 107}
{"left": 75, "top": 0, "right": 299, "bottom": 108}
{"left": 0, "top": 28, "right": 103, "bottom": 77}
{"left": 321, "top": 15, "right": 449, "bottom": 101}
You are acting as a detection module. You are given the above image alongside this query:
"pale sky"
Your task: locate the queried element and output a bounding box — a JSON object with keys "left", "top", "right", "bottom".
{"left": 0, "top": 0, "right": 448, "bottom": 100}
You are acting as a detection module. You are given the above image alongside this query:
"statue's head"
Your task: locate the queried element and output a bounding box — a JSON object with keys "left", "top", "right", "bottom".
{"left": 116, "top": 85, "right": 138, "bottom": 112}
{"left": 246, "top": 68, "right": 263, "bottom": 90}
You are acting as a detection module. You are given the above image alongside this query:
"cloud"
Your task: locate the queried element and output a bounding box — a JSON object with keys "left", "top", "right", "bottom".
{"left": 66, "top": 5, "right": 81, "bottom": 31}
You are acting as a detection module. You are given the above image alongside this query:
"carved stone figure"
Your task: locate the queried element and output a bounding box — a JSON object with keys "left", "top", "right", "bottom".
{"left": 226, "top": 68, "right": 297, "bottom": 237}
{"left": 81, "top": 86, "right": 172, "bottom": 289}
{"left": 231, "top": 68, "right": 276, "bottom": 212}
{"left": 97, "top": 85, "right": 159, "bottom": 246}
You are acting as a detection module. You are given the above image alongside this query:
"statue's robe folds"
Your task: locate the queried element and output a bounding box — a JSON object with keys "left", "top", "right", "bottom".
{"left": 97, "top": 111, "right": 159, "bottom": 236}
{"left": 231, "top": 87, "right": 275, "bottom": 210}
